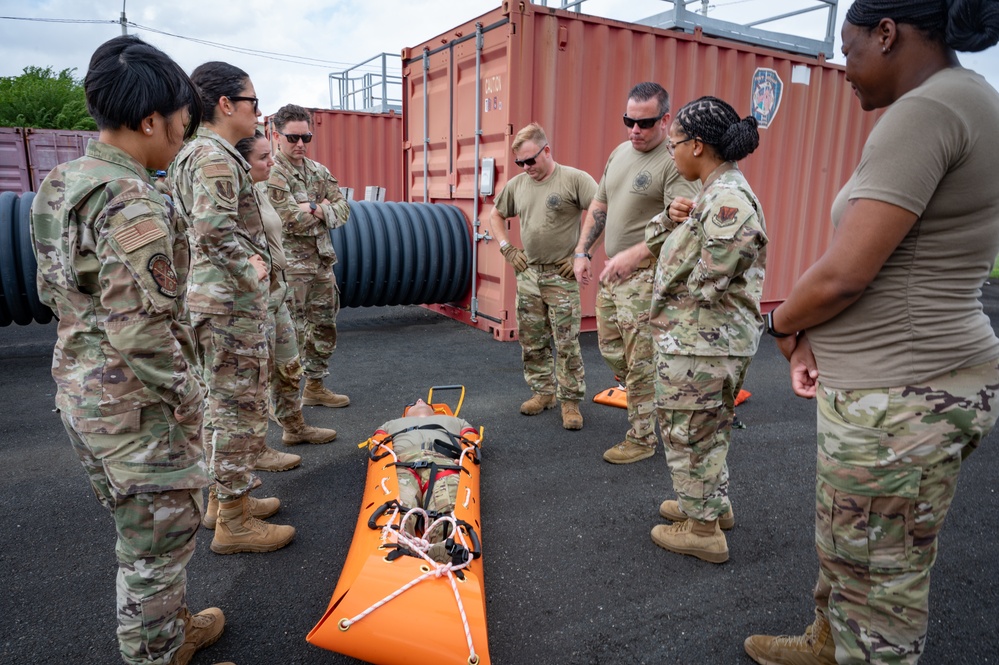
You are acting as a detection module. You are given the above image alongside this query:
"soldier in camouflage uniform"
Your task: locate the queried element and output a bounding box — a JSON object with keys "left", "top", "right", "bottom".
{"left": 746, "top": 2, "right": 999, "bottom": 662}
{"left": 266, "top": 104, "right": 351, "bottom": 409}
{"left": 573, "top": 82, "right": 700, "bottom": 463}
{"left": 30, "top": 36, "right": 230, "bottom": 665}
{"left": 489, "top": 123, "right": 596, "bottom": 430}
{"left": 643, "top": 97, "right": 766, "bottom": 564}
{"left": 375, "top": 399, "right": 478, "bottom": 564}
{"left": 172, "top": 62, "right": 295, "bottom": 555}
{"left": 235, "top": 131, "right": 337, "bottom": 453}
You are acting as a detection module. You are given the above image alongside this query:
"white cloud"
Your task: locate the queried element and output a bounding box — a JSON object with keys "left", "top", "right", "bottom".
{"left": 1, "top": 0, "right": 997, "bottom": 113}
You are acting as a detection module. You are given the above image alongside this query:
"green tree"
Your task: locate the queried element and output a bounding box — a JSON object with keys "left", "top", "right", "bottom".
{"left": 0, "top": 66, "right": 97, "bottom": 130}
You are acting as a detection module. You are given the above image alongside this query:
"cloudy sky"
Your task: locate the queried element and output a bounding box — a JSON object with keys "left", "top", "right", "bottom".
{"left": 2, "top": 0, "right": 998, "bottom": 114}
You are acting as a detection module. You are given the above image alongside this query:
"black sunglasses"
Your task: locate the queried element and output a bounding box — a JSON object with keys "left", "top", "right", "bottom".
{"left": 622, "top": 113, "right": 664, "bottom": 130}
{"left": 280, "top": 131, "right": 313, "bottom": 144}
{"left": 228, "top": 95, "right": 259, "bottom": 113}
{"left": 514, "top": 143, "right": 548, "bottom": 168}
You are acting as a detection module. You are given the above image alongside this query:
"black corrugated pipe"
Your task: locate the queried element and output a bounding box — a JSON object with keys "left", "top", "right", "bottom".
{"left": 0, "top": 195, "right": 471, "bottom": 325}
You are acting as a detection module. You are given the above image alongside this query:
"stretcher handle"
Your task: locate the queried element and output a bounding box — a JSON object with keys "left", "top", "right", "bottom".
{"left": 368, "top": 500, "right": 394, "bottom": 530}
{"left": 427, "top": 385, "right": 465, "bottom": 417}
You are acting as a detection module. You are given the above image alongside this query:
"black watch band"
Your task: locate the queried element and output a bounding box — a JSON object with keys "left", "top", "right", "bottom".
{"left": 765, "top": 310, "right": 792, "bottom": 338}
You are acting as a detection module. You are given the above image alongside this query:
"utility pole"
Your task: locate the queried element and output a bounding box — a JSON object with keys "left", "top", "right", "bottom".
{"left": 120, "top": 0, "right": 127, "bottom": 35}
{"left": 701, "top": 0, "right": 710, "bottom": 16}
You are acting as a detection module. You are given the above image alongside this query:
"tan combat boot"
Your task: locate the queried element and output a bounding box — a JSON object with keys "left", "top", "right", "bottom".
{"left": 168, "top": 607, "right": 225, "bottom": 665}
{"left": 651, "top": 517, "right": 729, "bottom": 563}
{"left": 256, "top": 444, "right": 302, "bottom": 471}
{"left": 211, "top": 495, "right": 295, "bottom": 554}
{"left": 659, "top": 499, "right": 735, "bottom": 530}
{"left": 302, "top": 379, "right": 350, "bottom": 408}
{"left": 561, "top": 401, "right": 583, "bottom": 430}
{"left": 603, "top": 440, "right": 655, "bottom": 464}
{"left": 202, "top": 488, "right": 281, "bottom": 530}
{"left": 520, "top": 393, "right": 556, "bottom": 415}
{"left": 744, "top": 612, "right": 837, "bottom": 665}
{"left": 279, "top": 411, "right": 338, "bottom": 445}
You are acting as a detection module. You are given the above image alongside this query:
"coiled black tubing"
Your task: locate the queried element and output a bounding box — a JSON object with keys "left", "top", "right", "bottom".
{"left": 0, "top": 195, "right": 471, "bottom": 325}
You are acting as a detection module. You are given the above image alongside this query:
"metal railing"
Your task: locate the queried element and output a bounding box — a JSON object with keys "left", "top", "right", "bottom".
{"left": 328, "top": 52, "right": 403, "bottom": 113}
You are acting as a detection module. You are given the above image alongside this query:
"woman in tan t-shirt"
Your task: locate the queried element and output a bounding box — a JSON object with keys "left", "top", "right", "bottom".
{"left": 745, "top": 1, "right": 999, "bottom": 664}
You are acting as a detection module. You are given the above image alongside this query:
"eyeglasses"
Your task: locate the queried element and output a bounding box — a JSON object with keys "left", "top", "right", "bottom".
{"left": 280, "top": 131, "right": 313, "bottom": 144}
{"left": 227, "top": 96, "right": 259, "bottom": 113}
{"left": 666, "top": 137, "right": 695, "bottom": 155}
{"left": 514, "top": 143, "right": 547, "bottom": 168}
{"left": 623, "top": 113, "right": 665, "bottom": 130}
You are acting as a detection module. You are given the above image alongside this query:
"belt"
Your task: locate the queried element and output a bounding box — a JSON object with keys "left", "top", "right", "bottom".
{"left": 529, "top": 262, "right": 562, "bottom": 272}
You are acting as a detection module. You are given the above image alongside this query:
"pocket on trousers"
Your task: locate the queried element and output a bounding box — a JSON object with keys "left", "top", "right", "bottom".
{"left": 71, "top": 408, "right": 141, "bottom": 435}
{"left": 816, "top": 452, "right": 919, "bottom": 572}
{"left": 104, "top": 456, "right": 209, "bottom": 497}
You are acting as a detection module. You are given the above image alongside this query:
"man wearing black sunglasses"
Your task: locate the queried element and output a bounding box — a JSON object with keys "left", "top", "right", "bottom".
{"left": 266, "top": 104, "right": 352, "bottom": 410}
{"left": 573, "top": 82, "right": 700, "bottom": 465}
{"left": 489, "top": 123, "right": 597, "bottom": 431}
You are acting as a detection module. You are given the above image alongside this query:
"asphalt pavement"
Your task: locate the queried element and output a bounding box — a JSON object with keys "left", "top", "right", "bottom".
{"left": 2, "top": 285, "right": 998, "bottom": 665}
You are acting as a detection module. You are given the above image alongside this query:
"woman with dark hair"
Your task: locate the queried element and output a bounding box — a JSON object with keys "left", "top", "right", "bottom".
{"left": 646, "top": 96, "right": 766, "bottom": 564}
{"left": 234, "top": 131, "right": 336, "bottom": 456}
{"left": 30, "top": 36, "right": 232, "bottom": 665}
{"left": 171, "top": 62, "right": 296, "bottom": 555}
{"left": 746, "top": 1, "right": 999, "bottom": 663}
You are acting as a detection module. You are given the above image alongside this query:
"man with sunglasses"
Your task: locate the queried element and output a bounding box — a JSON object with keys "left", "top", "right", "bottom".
{"left": 573, "top": 82, "right": 700, "bottom": 464}
{"left": 266, "top": 104, "right": 352, "bottom": 411}
{"left": 489, "top": 123, "right": 597, "bottom": 430}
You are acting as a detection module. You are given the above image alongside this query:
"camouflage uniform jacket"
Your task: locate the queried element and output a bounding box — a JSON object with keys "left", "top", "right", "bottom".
{"left": 266, "top": 150, "right": 349, "bottom": 273}
{"left": 647, "top": 167, "right": 767, "bottom": 357}
{"left": 171, "top": 126, "right": 270, "bottom": 319}
{"left": 31, "top": 140, "right": 204, "bottom": 421}
{"left": 375, "top": 414, "right": 477, "bottom": 457}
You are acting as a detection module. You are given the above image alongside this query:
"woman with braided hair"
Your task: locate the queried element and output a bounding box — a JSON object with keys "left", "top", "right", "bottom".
{"left": 746, "top": 1, "right": 999, "bottom": 663}
{"left": 646, "top": 96, "right": 766, "bottom": 564}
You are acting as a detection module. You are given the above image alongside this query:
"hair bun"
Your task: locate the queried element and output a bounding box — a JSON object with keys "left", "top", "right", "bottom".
{"left": 947, "top": 0, "right": 999, "bottom": 52}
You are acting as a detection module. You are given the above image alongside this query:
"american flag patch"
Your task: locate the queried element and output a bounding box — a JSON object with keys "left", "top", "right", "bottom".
{"left": 115, "top": 219, "right": 166, "bottom": 253}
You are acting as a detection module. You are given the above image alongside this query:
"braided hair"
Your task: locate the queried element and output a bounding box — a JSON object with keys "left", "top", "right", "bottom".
{"left": 847, "top": 0, "right": 999, "bottom": 53}
{"left": 674, "top": 96, "right": 759, "bottom": 163}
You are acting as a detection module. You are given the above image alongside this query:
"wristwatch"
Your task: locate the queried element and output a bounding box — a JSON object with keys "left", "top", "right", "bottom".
{"left": 573, "top": 252, "right": 591, "bottom": 260}
{"left": 309, "top": 202, "right": 318, "bottom": 215}
{"left": 764, "top": 310, "right": 792, "bottom": 338}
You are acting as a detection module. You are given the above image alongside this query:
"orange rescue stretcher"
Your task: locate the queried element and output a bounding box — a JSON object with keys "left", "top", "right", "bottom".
{"left": 593, "top": 384, "right": 751, "bottom": 408}
{"left": 307, "top": 385, "right": 490, "bottom": 665}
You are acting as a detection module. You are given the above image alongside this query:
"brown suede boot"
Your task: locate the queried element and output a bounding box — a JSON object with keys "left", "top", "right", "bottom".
{"left": 210, "top": 496, "right": 294, "bottom": 554}
{"left": 255, "top": 444, "right": 302, "bottom": 471}
{"left": 302, "top": 379, "right": 350, "bottom": 408}
{"left": 202, "top": 488, "right": 280, "bottom": 530}
{"left": 168, "top": 607, "right": 225, "bottom": 665}
{"left": 744, "top": 611, "right": 837, "bottom": 665}
{"left": 651, "top": 517, "right": 729, "bottom": 563}
{"left": 561, "top": 401, "right": 583, "bottom": 430}
{"left": 279, "top": 411, "right": 338, "bottom": 445}
{"left": 659, "top": 499, "right": 735, "bottom": 530}
{"left": 520, "top": 393, "right": 556, "bottom": 415}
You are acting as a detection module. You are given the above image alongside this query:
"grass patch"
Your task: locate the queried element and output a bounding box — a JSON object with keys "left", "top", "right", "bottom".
{"left": 993, "top": 256, "right": 999, "bottom": 279}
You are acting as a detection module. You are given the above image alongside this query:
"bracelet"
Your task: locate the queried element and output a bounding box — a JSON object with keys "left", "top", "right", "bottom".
{"left": 499, "top": 240, "right": 509, "bottom": 249}
{"left": 764, "top": 310, "right": 792, "bottom": 338}
{"left": 573, "top": 252, "right": 591, "bottom": 260}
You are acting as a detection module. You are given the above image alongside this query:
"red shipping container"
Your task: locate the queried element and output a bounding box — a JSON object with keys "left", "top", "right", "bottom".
{"left": 401, "top": 1, "right": 878, "bottom": 340}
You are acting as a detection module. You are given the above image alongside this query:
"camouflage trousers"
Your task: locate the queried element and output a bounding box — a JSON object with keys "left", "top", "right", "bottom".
{"left": 267, "top": 277, "right": 305, "bottom": 422}
{"left": 595, "top": 265, "right": 657, "bottom": 447}
{"left": 396, "top": 450, "right": 461, "bottom": 520}
{"left": 61, "top": 402, "right": 208, "bottom": 665}
{"left": 192, "top": 313, "right": 269, "bottom": 501}
{"left": 515, "top": 266, "right": 585, "bottom": 401}
{"left": 285, "top": 265, "right": 339, "bottom": 380}
{"left": 654, "top": 353, "right": 751, "bottom": 522}
{"left": 812, "top": 359, "right": 999, "bottom": 664}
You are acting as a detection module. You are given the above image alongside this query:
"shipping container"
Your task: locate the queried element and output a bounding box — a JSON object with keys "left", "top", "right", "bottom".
{"left": 401, "top": 1, "right": 879, "bottom": 339}
{"left": 25, "top": 128, "right": 99, "bottom": 193}
{"left": 0, "top": 128, "right": 31, "bottom": 194}
{"left": 268, "top": 109, "right": 404, "bottom": 203}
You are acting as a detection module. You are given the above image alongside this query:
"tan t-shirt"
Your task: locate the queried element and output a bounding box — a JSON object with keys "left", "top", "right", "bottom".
{"left": 596, "top": 139, "right": 700, "bottom": 257}
{"left": 809, "top": 68, "right": 999, "bottom": 388}
{"left": 255, "top": 183, "right": 287, "bottom": 272}
{"left": 494, "top": 164, "right": 597, "bottom": 263}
